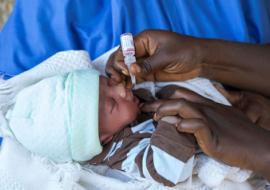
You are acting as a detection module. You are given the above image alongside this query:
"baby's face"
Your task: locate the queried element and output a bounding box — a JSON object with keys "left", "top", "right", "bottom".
{"left": 99, "top": 76, "right": 140, "bottom": 144}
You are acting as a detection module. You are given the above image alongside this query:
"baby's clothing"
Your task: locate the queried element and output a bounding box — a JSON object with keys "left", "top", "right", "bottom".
{"left": 90, "top": 119, "right": 196, "bottom": 186}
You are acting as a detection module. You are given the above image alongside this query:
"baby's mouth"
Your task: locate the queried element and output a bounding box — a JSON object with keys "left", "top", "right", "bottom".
{"left": 124, "top": 88, "right": 140, "bottom": 105}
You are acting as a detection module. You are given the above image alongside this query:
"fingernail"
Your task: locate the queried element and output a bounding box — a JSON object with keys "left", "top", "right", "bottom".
{"left": 175, "top": 121, "right": 180, "bottom": 127}
{"left": 120, "top": 91, "right": 126, "bottom": 98}
{"left": 131, "top": 64, "right": 141, "bottom": 74}
{"left": 122, "top": 69, "right": 129, "bottom": 76}
{"left": 153, "top": 113, "right": 157, "bottom": 120}
{"left": 153, "top": 113, "right": 159, "bottom": 121}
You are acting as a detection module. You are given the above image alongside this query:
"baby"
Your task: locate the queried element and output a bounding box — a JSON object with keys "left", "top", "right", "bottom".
{"left": 0, "top": 52, "right": 140, "bottom": 163}
{"left": 0, "top": 50, "right": 251, "bottom": 188}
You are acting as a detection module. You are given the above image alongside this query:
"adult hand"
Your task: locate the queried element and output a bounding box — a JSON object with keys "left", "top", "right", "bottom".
{"left": 142, "top": 87, "right": 270, "bottom": 179}
{"left": 107, "top": 29, "right": 270, "bottom": 96}
{"left": 106, "top": 30, "right": 204, "bottom": 86}
{"left": 214, "top": 85, "right": 270, "bottom": 131}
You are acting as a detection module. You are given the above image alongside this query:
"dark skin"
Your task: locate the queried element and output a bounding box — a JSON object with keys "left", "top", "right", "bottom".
{"left": 106, "top": 29, "right": 270, "bottom": 180}
{"left": 159, "top": 84, "right": 270, "bottom": 131}
{"left": 106, "top": 30, "right": 270, "bottom": 97}
{"left": 142, "top": 86, "right": 270, "bottom": 180}
{"left": 214, "top": 85, "right": 270, "bottom": 131}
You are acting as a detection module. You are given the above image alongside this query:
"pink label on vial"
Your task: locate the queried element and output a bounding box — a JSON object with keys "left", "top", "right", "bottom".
{"left": 121, "top": 33, "right": 135, "bottom": 56}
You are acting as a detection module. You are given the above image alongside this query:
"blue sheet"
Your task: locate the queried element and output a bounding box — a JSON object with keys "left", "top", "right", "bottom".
{"left": 0, "top": 0, "right": 270, "bottom": 78}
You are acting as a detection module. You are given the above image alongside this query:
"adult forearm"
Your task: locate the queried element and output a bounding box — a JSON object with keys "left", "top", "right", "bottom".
{"left": 200, "top": 39, "right": 270, "bottom": 97}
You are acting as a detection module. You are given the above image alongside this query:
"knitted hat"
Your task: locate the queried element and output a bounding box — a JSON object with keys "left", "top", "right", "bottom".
{"left": 6, "top": 69, "right": 102, "bottom": 163}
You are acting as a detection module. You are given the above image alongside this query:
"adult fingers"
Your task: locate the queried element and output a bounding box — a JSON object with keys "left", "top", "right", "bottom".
{"left": 176, "top": 118, "right": 214, "bottom": 154}
{"left": 131, "top": 31, "right": 170, "bottom": 77}
{"left": 106, "top": 49, "right": 128, "bottom": 83}
{"left": 157, "top": 86, "right": 213, "bottom": 105}
{"left": 214, "top": 83, "right": 243, "bottom": 105}
{"left": 156, "top": 85, "right": 179, "bottom": 99}
{"left": 133, "top": 30, "right": 158, "bottom": 58}
{"left": 154, "top": 99, "right": 204, "bottom": 120}
{"left": 130, "top": 54, "right": 168, "bottom": 77}
{"left": 132, "top": 88, "right": 155, "bottom": 102}
{"left": 141, "top": 99, "right": 171, "bottom": 113}
{"left": 141, "top": 98, "right": 200, "bottom": 114}
{"left": 160, "top": 116, "right": 182, "bottom": 125}
{"left": 242, "top": 103, "right": 261, "bottom": 123}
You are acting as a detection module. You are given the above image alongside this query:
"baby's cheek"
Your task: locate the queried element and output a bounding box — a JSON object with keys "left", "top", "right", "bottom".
{"left": 122, "top": 105, "right": 139, "bottom": 124}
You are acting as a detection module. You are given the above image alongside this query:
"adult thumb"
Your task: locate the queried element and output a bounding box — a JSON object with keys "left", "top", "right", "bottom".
{"left": 213, "top": 83, "right": 242, "bottom": 105}
{"left": 131, "top": 54, "right": 165, "bottom": 77}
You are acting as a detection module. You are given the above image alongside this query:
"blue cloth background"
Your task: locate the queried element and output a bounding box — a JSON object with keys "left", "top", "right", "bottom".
{"left": 1, "top": 0, "right": 270, "bottom": 77}
{"left": 0, "top": 0, "right": 270, "bottom": 142}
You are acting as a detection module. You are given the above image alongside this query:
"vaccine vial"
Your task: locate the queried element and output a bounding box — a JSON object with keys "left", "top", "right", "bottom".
{"left": 120, "top": 33, "right": 136, "bottom": 85}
